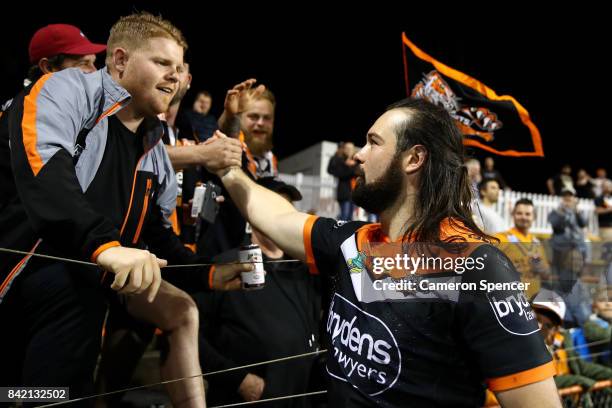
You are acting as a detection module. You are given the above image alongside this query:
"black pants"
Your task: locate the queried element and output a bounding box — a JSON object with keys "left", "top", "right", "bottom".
{"left": 0, "top": 261, "right": 107, "bottom": 407}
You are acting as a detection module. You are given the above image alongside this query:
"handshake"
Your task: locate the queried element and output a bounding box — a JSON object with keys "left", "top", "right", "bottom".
{"left": 186, "top": 78, "right": 266, "bottom": 176}
{"left": 196, "top": 130, "right": 243, "bottom": 177}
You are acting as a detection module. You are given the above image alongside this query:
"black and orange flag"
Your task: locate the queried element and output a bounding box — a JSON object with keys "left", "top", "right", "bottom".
{"left": 402, "top": 33, "right": 544, "bottom": 157}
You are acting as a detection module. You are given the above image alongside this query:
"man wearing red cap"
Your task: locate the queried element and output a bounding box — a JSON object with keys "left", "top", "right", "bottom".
{"left": 1, "top": 24, "right": 106, "bottom": 224}
{"left": 25, "top": 23, "right": 106, "bottom": 86}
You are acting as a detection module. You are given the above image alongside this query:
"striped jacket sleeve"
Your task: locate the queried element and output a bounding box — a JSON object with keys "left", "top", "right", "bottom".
{"left": 9, "top": 71, "right": 120, "bottom": 262}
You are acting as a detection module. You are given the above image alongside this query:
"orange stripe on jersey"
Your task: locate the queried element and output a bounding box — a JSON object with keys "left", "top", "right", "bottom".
{"left": 303, "top": 215, "right": 319, "bottom": 275}
{"left": 355, "top": 218, "right": 484, "bottom": 249}
{"left": 22, "top": 74, "right": 52, "bottom": 176}
{"left": 487, "top": 361, "right": 555, "bottom": 391}
{"left": 356, "top": 223, "right": 385, "bottom": 252}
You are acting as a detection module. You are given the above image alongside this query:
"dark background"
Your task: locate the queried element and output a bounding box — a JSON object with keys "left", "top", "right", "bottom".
{"left": 2, "top": 4, "right": 609, "bottom": 194}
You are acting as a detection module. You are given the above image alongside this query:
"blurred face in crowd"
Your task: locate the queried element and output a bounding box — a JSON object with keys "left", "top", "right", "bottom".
{"left": 603, "top": 181, "right": 612, "bottom": 195}
{"left": 466, "top": 159, "right": 481, "bottom": 181}
{"left": 594, "top": 290, "right": 612, "bottom": 321}
{"left": 170, "top": 62, "right": 191, "bottom": 106}
{"left": 193, "top": 93, "right": 212, "bottom": 115}
{"left": 243, "top": 98, "right": 275, "bottom": 155}
{"left": 535, "top": 309, "right": 559, "bottom": 347}
{"left": 484, "top": 157, "right": 494, "bottom": 171}
{"left": 343, "top": 142, "right": 355, "bottom": 159}
{"left": 352, "top": 109, "right": 410, "bottom": 214}
{"left": 561, "top": 192, "right": 576, "bottom": 208}
{"left": 561, "top": 165, "right": 572, "bottom": 176}
{"left": 596, "top": 168, "right": 607, "bottom": 179}
{"left": 111, "top": 37, "right": 183, "bottom": 117}
{"left": 513, "top": 203, "right": 534, "bottom": 233}
{"left": 577, "top": 169, "right": 588, "bottom": 180}
{"left": 480, "top": 180, "right": 500, "bottom": 204}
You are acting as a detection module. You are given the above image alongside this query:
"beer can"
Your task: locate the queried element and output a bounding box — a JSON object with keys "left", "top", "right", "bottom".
{"left": 239, "top": 244, "right": 265, "bottom": 290}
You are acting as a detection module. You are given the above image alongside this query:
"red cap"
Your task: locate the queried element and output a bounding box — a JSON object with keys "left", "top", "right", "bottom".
{"left": 28, "top": 24, "right": 106, "bottom": 64}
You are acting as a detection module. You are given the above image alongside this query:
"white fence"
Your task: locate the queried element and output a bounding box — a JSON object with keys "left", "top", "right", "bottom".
{"left": 278, "top": 173, "right": 599, "bottom": 236}
{"left": 493, "top": 190, "right": 598, "bottom": 236}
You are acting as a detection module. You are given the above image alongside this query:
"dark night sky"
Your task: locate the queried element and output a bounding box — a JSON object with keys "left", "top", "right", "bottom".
{"left": 2, "top": 4, "right": 609, "bottom": 194}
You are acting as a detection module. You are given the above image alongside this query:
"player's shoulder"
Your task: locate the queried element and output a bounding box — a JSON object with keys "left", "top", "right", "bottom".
{"left": 312, "top": 217, "right": 369, "bottom": 241}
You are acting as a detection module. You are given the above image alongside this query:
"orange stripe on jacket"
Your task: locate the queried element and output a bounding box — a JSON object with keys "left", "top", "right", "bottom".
{"left": 169, "top": 208, "right": 181, "bottom": 235}
{"left": 303, "top": 215, "right": 319, "bottom": 275}
{"left": 0, "top": 257, "right": 28, "bottom": 294}
{"left": 22, "top": 74, "right": 53, "bottom": 176}
{"left": 95, "top": 102, "right": 122, "bottom": 125}
{"left": 91, "top": 241, "right": 121, "bottom": 263}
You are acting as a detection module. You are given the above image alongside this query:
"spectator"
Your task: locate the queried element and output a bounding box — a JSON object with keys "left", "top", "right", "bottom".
{"left": 592, "top": 168, "right": 612, "bottom": 197}
{"left": 547, "top": 164, "right": 574, "bottom": 196}
{"left": 218, "top": 80, "right": 278, "bottom": 178}
{"left": 0, "top": 21, "right": 107, "bottom": 392}
{"left": 548, "top": 188, "right": 590, "bottom": 326}
{"left": 160, "top": 62, "right": 198, "bottom": 245}
{"left": 482, "top": 156, "right": 509, "bottom": 190}
{"left": 595, "top": 180, "right": 612, "bottom": 242}
{"left": 159, "top": 64, "right": 242, "bottom": 249}
{"left": 327, "top": 142, "right": 358, "bottom": 221}
{"left": 583, "top": 287, "right": 612, "bottom": 367}
{"left": 195, "top": 80, "right": 271, "bottom": 260}
{"left": 473, "top": 178, "right": 506, "bottom": 234}
{"left": 241, "top": 88, "right": 279, "bottom": 178}
{"left": 1, "top": 24, "right": 106, "bottom": 235}
{"left": 465, "top": 158, "right": 481, "bottom": 194}
{"left": 183, "top": 90, "right": 218, "bottom": 142}
{"left": 199, "top": 178, "right": 320, "bottom": 407}
{"left": 575, "top": 169, "right": 595, "bottom": 199}
{"left": 496, "top": 198, "right": 550, "bottom": 297}
{"left": 532, "top": 289, "right": 612, "bottom": 403}
{"left": 24, "top": 24, "right": 105, "bottom": 86}
{"left": 0, "top": 13, "right": 249, "bottom": 405}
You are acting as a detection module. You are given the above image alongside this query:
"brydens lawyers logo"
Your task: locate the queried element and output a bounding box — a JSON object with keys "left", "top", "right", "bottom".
{"left": 486, "top": 286, "right": 539, "bottom": 336}
{"left": 326, "top": 293, "right": 401, "bottom": 396}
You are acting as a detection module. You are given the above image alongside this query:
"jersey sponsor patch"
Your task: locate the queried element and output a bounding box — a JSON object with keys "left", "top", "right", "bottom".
{"left": 486, "top": 287, "right": 539, "bottom": 335}
{"left": 326, "top": 293, "right": 401, "bottom": 396}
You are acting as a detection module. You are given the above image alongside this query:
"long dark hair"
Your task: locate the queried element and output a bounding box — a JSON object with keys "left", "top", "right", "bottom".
{"left": 387, "top": 98, "right": 493, "bottom": 243}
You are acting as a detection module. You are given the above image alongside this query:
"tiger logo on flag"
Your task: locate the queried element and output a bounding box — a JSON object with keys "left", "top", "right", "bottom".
{"left": 412, "top": 71, "right": 502, "bottom": 143}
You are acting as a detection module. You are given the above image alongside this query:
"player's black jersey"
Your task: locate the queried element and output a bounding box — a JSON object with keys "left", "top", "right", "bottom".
{"left": 303, "top": 216, "right": 554, "bottom": 407}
